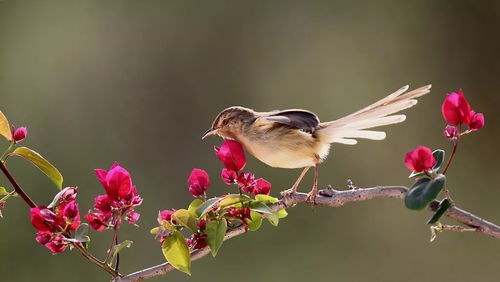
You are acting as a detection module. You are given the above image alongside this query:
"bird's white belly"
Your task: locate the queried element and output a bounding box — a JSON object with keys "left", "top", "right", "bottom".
{"left": 239, "top": 137, "right": 331, "bottom": 169}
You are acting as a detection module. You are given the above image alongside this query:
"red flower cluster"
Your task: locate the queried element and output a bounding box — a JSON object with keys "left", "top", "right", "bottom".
{"left": 186, "top": 219, "right": 208, "bottom": 250}
{"left": 85, "top": 163, "right": 142, "bottom": 231}
{"left": 12, "top": 126, "right": 27, "bottom": 143}
{"left": 30, "top": 187, "right": 80, "bottom": 253}
{"left": 442, "top": 89, "right": 484, "bottom": 139}
{"left": 225, "top": 207, "right": 252, "bottom": 231}
{"left": 215, "top": 140, "right": 271, "bottom": 196}
{"left": 188, "top": 169, "right": 210, "bottom": 198}
{"left": 404, "top": 146, "right": 436, "bottom": 173}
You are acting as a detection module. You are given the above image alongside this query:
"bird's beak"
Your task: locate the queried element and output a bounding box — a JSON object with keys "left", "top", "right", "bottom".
{"left": 202, "top": 128, "right": 216, "bottom": 139}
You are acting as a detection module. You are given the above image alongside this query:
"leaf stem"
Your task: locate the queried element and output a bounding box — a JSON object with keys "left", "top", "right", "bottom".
{"left": 0, "top": 141, "right": 14, "bottom": 161}
{"left": 0, "top": 161, "right": 36, "bottom": 208}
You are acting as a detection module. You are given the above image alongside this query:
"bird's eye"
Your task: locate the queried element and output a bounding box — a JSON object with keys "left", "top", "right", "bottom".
{"left": 221, "top": 119, "right": 229, "bottom": 126}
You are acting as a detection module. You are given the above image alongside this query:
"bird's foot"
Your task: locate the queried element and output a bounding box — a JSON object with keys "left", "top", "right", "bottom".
{"left": 347, "top": 179, "right": 358, "bottom": 190}
{"left": 305, "top": 189, "right": 317, "bottom": 204}
{"left": 280, "top": 188, "right": 296, "bottom": 198}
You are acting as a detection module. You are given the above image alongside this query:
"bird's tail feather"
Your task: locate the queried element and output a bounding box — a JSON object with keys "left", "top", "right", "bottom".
{"left": 317, "top": 84, "right": 431, "bottom": 145}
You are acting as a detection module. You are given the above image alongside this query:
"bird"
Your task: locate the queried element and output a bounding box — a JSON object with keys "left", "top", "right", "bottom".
{"left": 202, "top": 84, "right": 432, "bottom": 203}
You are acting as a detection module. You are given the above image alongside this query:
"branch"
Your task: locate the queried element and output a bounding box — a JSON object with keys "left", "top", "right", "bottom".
{"left": 114, "top": 185, "right": 500, "bottom": 282}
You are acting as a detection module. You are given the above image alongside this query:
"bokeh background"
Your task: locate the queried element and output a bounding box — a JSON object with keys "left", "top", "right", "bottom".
{"left": 1, "top": 1, "right": 499, "bottom": 281}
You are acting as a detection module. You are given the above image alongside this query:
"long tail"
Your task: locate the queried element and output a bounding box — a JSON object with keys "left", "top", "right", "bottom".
{"left": 316, "top": 84, "right": 431, "bottom": 145}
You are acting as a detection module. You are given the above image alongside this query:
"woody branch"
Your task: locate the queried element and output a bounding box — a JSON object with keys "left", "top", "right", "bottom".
{"left": 114, "top": 185, "right": 500, "bottom": 282}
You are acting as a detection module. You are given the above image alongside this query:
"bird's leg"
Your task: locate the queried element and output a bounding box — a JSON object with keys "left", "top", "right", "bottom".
{"left": 281, "top": 166, "right": 311, "bottom": 197}
{"left": 306, "top": 164, "right": 319, "bottom": 204}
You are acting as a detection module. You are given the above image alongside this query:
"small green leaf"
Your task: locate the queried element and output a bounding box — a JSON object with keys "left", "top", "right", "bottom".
{"left": 75, "top": 223, "right": 90, "bottom": 243}
{"left": 254, "top": 194, "right": 279, "bottom": 204}
{"left": 405, "top": 174, "right": 446, "bottom": 210}
{"left": 188, "top": 199, "right": 203, "bottom": 217}
{"left": 427, "top": 198, "right": 452, "bottom": 224}
{"left": 432, "top": 149, "right": 445, "bottom": 171}
{"left": 408, "top": 171, "right": 427, "bottom": 178}
{"left": 266, "top": 212, "right": 279, "bottom": 226}
{"left": 0, "top": 111, "right": 12, "bottom": 142}
{"left": 111, "top": 240, "right": 133, "bottom": 263}
{"left": 277, "top": 209, "right": 288, "bottom": 219}
{"left": 249, "top": 201, "right": 273, "bottom": 214}
{"left": 173, "top": 209, "right": 198, "bottom": 231}
{"left": 196, "top": 197, "right": 221, "bottom": 217}
{"left": 0, "top": 187, "right": 8, "bottom": 196}
{"left": 204, "top": 218, "right": 227, "bottom": 257}
{"left": 162, "top": 231, "right": 191, "bottom": 275}
{"left": 10, "top": 147, "right": 63, "bottom": 189}
{"left": 248, "top": 211, "right": 262, "bottom": 231}
{"left": 219, "top": 194, "right": 250, "bottom": 208}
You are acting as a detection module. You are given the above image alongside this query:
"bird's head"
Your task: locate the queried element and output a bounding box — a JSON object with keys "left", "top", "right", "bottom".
{"left": 202, "top": 106, "right": 256, "bottom": 140}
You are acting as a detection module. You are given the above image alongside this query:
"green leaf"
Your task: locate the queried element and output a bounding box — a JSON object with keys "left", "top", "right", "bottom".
{"left": 111, "top": 240, "right": 133, "bottom": 263}
{"left": 0, "top": 111, "right": 12, "bottom": 142}
{"left": 255, "top": 194, "right": 279, "bottom": 204}
{"left": 266, "top": 212, "right": 279, "bottom": 226}
{"left": 162, "top": 231, "right": 191, "bottom": 275}
{"left": 427, "top": 198, "right": 452, "bottom": 224}
{"left": 405, "top": 174, "right": 446, "bottom": 210}
{"left": 432, "top": 149, "right": 445, "bottom": 171}
{"left": 9, "top": 147, "right": 63, "bottom": 190}
{"left": 219, "top": 194, "right": 250, "bottom": 208}
{"left": 204, "top": 218, "right": 227, "bottom": 257}
{"left": 277, "top": 209, "right": 288, "bottom": 219}
{"left": 173, "top": 209, "right": 198, "bottom": 231}
{"left": 249, "top": 201, "right": 273, "bottom": 214}
{"left": 196, "top": 197, "right": 221, "bottom": 217}
{"left": 0, "top": 187, "right": 8, "bottom": 196}
{"left": 408, "top": 171, "right": 427, "bottom": 179}
{"left": 188, "top": 199, "right": 203, "bottom": 217}
{"left": 248, "top": 211, "right": 262, "bottom": 231}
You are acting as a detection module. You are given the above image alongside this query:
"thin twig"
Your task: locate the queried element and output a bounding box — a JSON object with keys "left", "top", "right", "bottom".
{"left": 114, "top": 185, "right": 500, "bottom": 282}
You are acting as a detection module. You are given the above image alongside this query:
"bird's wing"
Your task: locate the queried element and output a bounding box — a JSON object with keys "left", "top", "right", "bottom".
{"left": 264, "top": 109, "right": 320, "bottom": 133}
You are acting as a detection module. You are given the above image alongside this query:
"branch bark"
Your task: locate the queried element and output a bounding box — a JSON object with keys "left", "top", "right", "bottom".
{"left": 114, "top": 185, "right": 500, "bottom": 282}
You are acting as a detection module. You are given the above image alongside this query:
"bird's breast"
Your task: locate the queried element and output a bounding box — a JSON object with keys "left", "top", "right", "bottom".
{"left": 237, "top": 126, "right": 331, "bottom": 169}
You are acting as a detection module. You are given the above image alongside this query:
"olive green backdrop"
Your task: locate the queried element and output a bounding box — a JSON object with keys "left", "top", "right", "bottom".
{"left": 1, "top": 1, "right": 499, "bottom": 281}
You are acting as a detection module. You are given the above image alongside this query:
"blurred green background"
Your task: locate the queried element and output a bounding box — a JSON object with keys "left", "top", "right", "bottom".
{"left": 1, "top": 1, "right": 499, "bottom": 281}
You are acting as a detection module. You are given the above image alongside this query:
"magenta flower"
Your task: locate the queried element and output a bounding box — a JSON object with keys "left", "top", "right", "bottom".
{"left": 12, "top": 126, "right": 27, "bottom": 143}
{"left": 442, "top": 89, "right": 472, "bottom": 126}
{"left": 221, "top": 168, "right": 238, "bottom": 185}
{"left": 404, "top": 146, "right": 436, "bottom": 173}
{"left": 443, "top": 125, "right": 459, "bottom": 140}
{"left": 253, "top": 178, "right": 271, "bottom": 195}
{"left": 215, "top": 140, "right": 246, "bottom": 171}
{"left": 188, "top": 169, "right": 210, "bottom": 197}
{"left": 468, "top": 111, "right": 485, "bottom": 131}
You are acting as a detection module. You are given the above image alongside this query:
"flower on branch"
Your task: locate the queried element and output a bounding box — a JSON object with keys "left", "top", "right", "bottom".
{"left": 12, "top": 126, "right": 27, "bottom": 143}
{"left": 85, "top": 162, "right": 142, "bottom": 230}
{"left": 188, "top": 169, "right": 210, "bottom": 197}
{"left": 214, "top": 140, "right": 246, "bottom": 172}
{"left": 404, "top": 146, "right": 436, "bottom": 173}
{"left": 443, "top": 125, "right": 459, "bottom": 140}
{"left": 468, "top": 111, "right": 484, "bottom": 131}
{"left": 441, "top": 89, "right": 485, "bottom": 135}
{"left": 29, "top": 187, "right": 81, "bottom": 254}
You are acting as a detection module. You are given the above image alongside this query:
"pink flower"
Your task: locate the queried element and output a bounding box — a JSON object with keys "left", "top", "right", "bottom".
{"left": 197, "top": 219, "right": 206, "bottom": 231}
{"left": 95, "top": 163, "right": 133, "bottom": 201}
{"left": 188, "top": 169, "right": 210, "bottom": 197}
{"left": 85, "top": 211, "right": 108, "bottom": 231}
{"left": 126, "top": 212, "right": 140, "bottom": 224}
{"left": 221, "top": 168, "right": 238, "bottom": 184}
{"left": 187, "top": 232, "right": 208, "bottom": 250}
{"left": 404, "top": 146, "right": 436, "bottom": 173}
{"left": 30, "top": 206, "right": 64, "bottom": 233}
{"left": 253, "top": 178, "right": 271, "bottom": 195}
{"left": 226, "top": 207, "right": 252, "bottom": 231}
{"left": 214, "top": 140, "right": 246, "bottom": 171}
{"left": 59, "top": 187, "right": 77, "bottom": 203}
{"left": 468, "top": 111, "right": 484, "bottom": 131}
{"left": 44, "top": 234, "right": 67, "bottom": 254}
{"left": 62, "top": 201, "right": 80, "bottom": 231}
{"left": 159, "top": 209, "right": 175, "bottom": 222}
{"left": 12, "top": 126, "right": 27, "bottom": 143}
{"left": 442, "top": 89, "right": 472, "bottom": 125}
{"left": 443, "top": 125, "right": 459, "bottom": 140}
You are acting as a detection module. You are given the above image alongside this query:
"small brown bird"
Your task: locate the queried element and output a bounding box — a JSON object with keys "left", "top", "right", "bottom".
{"left": 202, "top": 85, "right": 431, "bottom": 202}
